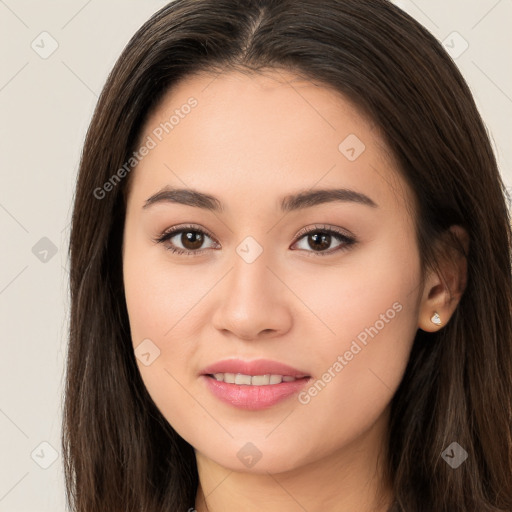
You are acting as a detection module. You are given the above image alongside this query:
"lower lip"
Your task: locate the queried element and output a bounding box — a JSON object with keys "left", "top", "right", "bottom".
{"left": 202, "top": 375, "right": 310, "bottom": 410}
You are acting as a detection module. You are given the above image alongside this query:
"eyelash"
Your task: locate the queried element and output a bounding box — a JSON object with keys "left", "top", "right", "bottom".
{"left": 153, "top": 223, "right": 357, "bottom": 257}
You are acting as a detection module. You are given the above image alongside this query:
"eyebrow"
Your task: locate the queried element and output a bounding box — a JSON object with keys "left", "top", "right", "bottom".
{"left": 142, "top": 186, "right": 378, "bottom": 212}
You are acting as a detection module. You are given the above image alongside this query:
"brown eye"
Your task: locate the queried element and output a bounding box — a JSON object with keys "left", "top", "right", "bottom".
{"left": 292, "top": 225, "right": 356, "bottom": 256}
{"left": 305, "top": 232, "right": 332, "bottom": 251}
{"left": 155, "top": 225, "right": 218, "bottom": 256}
{"left": 179, "top": 230, "right": 205, "bottom": 250}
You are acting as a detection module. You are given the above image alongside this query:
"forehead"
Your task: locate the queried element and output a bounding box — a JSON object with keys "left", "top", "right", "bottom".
{"left": 127, "top": 69, "right": 412, "bottom": 217}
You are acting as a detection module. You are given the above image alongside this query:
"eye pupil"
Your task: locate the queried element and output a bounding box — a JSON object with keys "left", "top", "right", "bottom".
{"left": 309, "top": 232, "right": 331, "bottom": 251}
{"left": 182, "top": 231, "right": 204, "bottom": 250}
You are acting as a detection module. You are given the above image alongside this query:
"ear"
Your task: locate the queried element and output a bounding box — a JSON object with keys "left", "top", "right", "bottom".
{"left": 418, "top": 225, "right": 469, "bottom": 332}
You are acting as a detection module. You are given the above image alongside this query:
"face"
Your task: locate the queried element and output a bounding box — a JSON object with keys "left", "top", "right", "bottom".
{"left": 122, "top": 69, "right": 424, "bottom": 474}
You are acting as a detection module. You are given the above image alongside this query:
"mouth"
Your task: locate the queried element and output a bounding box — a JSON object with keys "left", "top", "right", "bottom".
{"left": 200, "top": 358, "right": 310, "bottom": 380}
{"left": 206, "top": 373, "right": 309, "bottom": 385}
{"left": 200, "top": 359, "right": 312, "bottom": 410}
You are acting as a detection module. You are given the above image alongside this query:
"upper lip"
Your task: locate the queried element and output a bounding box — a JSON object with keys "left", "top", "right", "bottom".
{"left": 201, "top": 359, "right": 310, "bottom": 378}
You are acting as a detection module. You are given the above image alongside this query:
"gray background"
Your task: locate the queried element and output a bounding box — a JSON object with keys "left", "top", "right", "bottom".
{"left": 0, "top": 1, "right": 510, "bottom": 510}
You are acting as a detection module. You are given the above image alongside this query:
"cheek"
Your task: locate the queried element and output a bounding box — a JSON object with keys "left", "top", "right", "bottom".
{"left": 292, "top": 235, "right": 420, "bottom": 356}
{"left": 122, "top": 234, "right": 204, "bottom": 391}
{"left": 123, "top": 231, "right": 207, "bottom": 348}
{"left": 291, "top": 241, "right": 420, "bottom": 438}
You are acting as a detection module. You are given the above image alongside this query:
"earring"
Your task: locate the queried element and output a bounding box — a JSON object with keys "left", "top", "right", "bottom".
{"left": 431, "top": 311, "right": 442, "bottom": 326}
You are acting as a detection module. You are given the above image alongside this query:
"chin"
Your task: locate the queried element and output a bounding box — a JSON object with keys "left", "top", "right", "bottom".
{"left": 194, "top": 436, "right": 317, "bottom": 475}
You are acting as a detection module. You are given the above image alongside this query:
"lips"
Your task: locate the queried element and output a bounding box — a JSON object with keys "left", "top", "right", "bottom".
{"left": 201, "top": 358, "right": 310, "bottom": 379}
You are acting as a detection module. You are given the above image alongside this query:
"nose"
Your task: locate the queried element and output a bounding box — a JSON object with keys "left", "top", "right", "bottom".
{"left": 211, "top": 246, "right": 293, "bottom": 341}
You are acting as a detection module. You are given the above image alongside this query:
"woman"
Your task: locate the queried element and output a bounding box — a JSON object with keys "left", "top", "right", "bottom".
{"left": 63, "top": 0, "right": 512, "bottom": 511}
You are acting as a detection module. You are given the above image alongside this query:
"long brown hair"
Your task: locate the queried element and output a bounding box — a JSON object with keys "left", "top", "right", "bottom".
{"left": 63, "top": 1, "right": 512, "bottom": 510}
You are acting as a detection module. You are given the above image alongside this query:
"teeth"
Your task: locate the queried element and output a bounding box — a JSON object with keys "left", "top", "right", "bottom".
{"left": 211, "top": 373, "right": 300, "bottom": 385}
{"left": 235, "top": 373, "right": 252, "bottom": 385}
{"left": 269, "top": 374, "right": 282, "bottom": 384}
{"left": 251, "top": 374, "right": 270, "bottom": 385}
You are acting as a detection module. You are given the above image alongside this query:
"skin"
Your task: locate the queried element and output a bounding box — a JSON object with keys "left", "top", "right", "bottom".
{"left": 122, "top": 69, "right": 467, "bottom": 511}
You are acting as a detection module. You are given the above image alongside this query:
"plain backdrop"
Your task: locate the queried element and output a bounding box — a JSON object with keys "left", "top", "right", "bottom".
{"left": 0, "top": 1, "right": 511, "bottom": 510}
